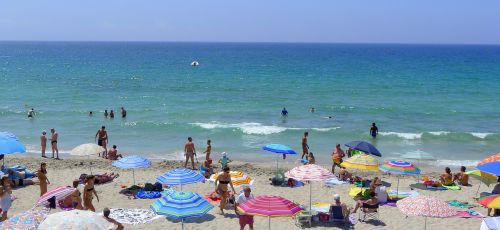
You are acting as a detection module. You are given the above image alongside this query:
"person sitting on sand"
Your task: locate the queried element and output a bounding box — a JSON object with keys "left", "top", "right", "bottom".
{"left": 107, "top": 145, "right": 123, "bottom": 160}
{"left": 353, "top": 191, "right": 378, "bottom": 213}
{"left": 201, "top": 160, "right": 213, "bottom": 178}
{"left": 332, "top": 194, "right": 350, "bottom": 218}
{"left": 307, "top": 152, "right": 316, "bottom": 164}
{"left": 434, "top": 167, "right": 453, "bottom": 186}
{"left": 103, "top": 207, "right": 124, "bottom": 230}
{"left": 71, "top": 180, "right": 83, "bottom": 209}
{"left": 6, "top": 171, "right": 35, "bottom": 187}
{"left": 371, "top": 178, "right": 388, "bottom": 204}
{"left": 338, "top": 166, "right": 353, "bottom": 181}
{"left": 453, "top": 166, "right": 469, "bottom": 186}
{"left": 0, "top": 186, "right": 12, "bottom": 221}
{"left": 37, "top": 163, "right": 50, "bottom": 196}
{"left": 83, "top": 175, "right": 99, "bottom": 212}
{"left": 219, "top": 152, "right": 232, "bottom": 169}
{"left": 331, "top": 144, "right": 345, "bottom": 174}
{"left": 215, "top": 166, "right": 236, "bottom": 215}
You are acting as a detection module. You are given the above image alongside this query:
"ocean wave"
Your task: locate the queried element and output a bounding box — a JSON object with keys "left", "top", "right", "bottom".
{"left": 470, "top": 133, "right": 492, "bottom": 139}
{"left": 379, "top": 132, "right": 422, "bottom": 140}
{"left": 379, "top": 131, "right": 497, "bottom": 141}
{"left": 190, "top": 122, "right": 340, "bottom": 135}
{"left": 431, "top": 159, "right": 479, "bottom": 167}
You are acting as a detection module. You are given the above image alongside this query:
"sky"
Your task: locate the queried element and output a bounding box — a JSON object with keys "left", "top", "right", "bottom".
{"left": 1, "top": 0, "right": 500, "bottom": 44}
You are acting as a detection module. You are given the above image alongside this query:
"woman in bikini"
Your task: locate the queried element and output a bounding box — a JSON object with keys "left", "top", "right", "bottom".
{"left": 83, "top": 175, "right": 99, "bottom": 211}
{"left": 37, "top": 163, "right": 50, "bottom": 196}
{"left": 214, "top": 166, "right": 236, "bottom": 215}
{"left": 71, "top": 180, "right": 83, "bottom": 209}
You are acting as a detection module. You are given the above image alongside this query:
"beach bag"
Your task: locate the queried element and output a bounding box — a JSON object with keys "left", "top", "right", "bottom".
{"left": 144, "top": 183, "right": 154, "bottom": 191}
{"left": 153, "top": 182, "right": 163, "bottom": 192}
{"left": 318, "top": 213, "right": 330, "bottom": 222}
{"left": 287, "top": 178, "right": 295, "bottom": 187}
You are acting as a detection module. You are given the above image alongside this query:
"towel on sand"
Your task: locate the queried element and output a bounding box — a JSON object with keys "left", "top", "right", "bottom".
{"left": 324, "top": 178, "right": 348, "bottom": 186}
{"left": 388, "top": 191, "right": 419, "bottom": 199}
{"left": 410, "top": 183, "right": 460, "bottom": 191}
{"left": 448, "top": 200, "right": 477, "bottom": 209}
{"left": 101, "top": 208, "right": 162, "bottom": 225}
{"left": 455, "top": 210, "right": 483, "bottom": 218}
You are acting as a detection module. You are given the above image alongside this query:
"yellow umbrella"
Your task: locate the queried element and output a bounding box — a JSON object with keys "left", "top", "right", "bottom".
{"left": 341, "top": 154, "right": 380, "bottom": 172}
{"left": 466, "top": 170, "right": 498, "bottom": 196}
{"left": 209, "top": 171, "right": 254, "bottom": 189}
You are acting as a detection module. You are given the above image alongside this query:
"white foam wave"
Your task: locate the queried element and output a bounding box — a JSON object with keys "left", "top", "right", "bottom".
{"left": 379, "top": 132, "right": 422, "bottom": 140}
{"left": 191, "top": 122, "right": 339, "bottom": 135}
{"left": 428, "top": 131, "right": 451, "bottom": 136}
{"left": 431, "top": 160, "right": 479, "bottom": 167}
{"left": 470, "top": 133, "right": 492, "bottom": 139}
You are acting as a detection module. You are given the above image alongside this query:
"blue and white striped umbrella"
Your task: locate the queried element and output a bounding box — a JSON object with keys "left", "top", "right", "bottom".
{"left": 157, "top": 168, "right": 204, "bottom": 190}
{"left": 151, "top": 190, "right": 213, "bottom": 230}
{"left": 112, "top": 155, "right": 151, "bottom": 185}
{"left": 0, "top": 132, "right": 26, "bottom": 155}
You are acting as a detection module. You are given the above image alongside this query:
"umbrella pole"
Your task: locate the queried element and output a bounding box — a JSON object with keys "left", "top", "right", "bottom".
{"left": 475, "top": 183, "right": 481, "bottom": 198}
{"left": 396, "top": 176, "right": 400, "bottom": 198}
{"left": 424, "top": 216, "right": 427, "bottom": 230}
{"left": 268, "top": 216, "right": 271, "bottom": 230}
{"left": 88, "top": 155, "right": 93, "bottom": 175}
{"left": 309, "top": 181, "right": 312, "bottom": 211}
{"left": 276, "top": 154, "right": 279, "bottom": 173}
{"left": 133, "top": 169, "right": 136, "bottom": 185}
{"left": 182, "top": 218, "right": 184, "bottom": 230}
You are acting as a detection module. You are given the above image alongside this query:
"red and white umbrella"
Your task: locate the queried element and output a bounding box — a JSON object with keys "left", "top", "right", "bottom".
{"left": 36, "top": 186, "right": 76, "bottom": 207}
{"left": 285, "top": 164, "right": 334, "bottom": 210}
{"left": 397, "top": 195, "right": 456, "bottom": 229}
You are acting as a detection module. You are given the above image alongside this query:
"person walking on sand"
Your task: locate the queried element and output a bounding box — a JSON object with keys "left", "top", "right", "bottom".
{"left": 83, "top": 175, "right": 99, "bottom": 211}
{"left": 235, "top": 186, "right": 255, "bottom": 230}
{"left": 121, "top": 107, "right": 126, "bottom": 118}
{"left": 215, "top": 166, "right": 236, "bottom": 215}
{"left": 370, "top": 123, "right": 378, "bottom": 138}
{"left": 301, "top": 132, "right": 309, "bottom": 159}
{"left": 40, "top": 131, "right": 47, "bottom": 158}
{"left": 184, "top": 137, "right": 196, "bottom": 169}
{"left": 37, "top": 163, "right": 50, "bottom": 196}
{"left": 50, "top": 128, "right": 59, "bottom": 159}
{"left": 204, "top": 139, "right": 212, "bottom": 163}
{"left": 95, "top": 126, "right": 108, "bottom": 158}
{"left": 331, "top": 144, "right": 345, "bottom": 174}
{"left": 71, "top": 180, "right": 83, "bottom": 209}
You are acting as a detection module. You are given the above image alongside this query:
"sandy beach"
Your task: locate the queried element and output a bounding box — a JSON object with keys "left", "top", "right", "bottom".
{"left": 1, "top": 154, "right": 489, "bottom": 230}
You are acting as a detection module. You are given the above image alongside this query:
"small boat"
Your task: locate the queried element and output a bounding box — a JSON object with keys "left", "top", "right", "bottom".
{"left": 190, "top": 61, "right": 199, "bottom": 66}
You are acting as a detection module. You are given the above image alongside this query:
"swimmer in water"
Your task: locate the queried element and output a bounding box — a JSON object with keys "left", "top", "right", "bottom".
{"left": 27, "top": 108, "right": 35, "bottom": 118}
{"left": 281, "top": 107, "right": 288, "bottom": 117}
{"left": 310, "top": 107, "right": 315, "bottom": 113}
{"left": 370, "top": 123, "right": 378, "bottom": 138}
{"left": 89, "top": 111, "right": 93, "bottom": 116}
{"left": 121, "top": 107, "right": 126, "bottom": 118}
{"left": 104, "top": 110, "right": 108, "bottom": 118}
{"left": 109, "top": 110, "right": 114, "bottom": 118}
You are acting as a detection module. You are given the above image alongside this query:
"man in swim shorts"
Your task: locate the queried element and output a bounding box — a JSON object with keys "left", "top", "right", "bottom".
{"left": 50, "top": 128, "right": 59, "bottom": 159}
{"left": 370, "top": 123, "right": 378, "bottom": 138}
{"left": 301, "top": 132, "right": 309, "bottom": 159}
{"left": 331, "top": 144, "right": 345, "bottom": 174}
{"left": 184, "top": 137, "right": 196, "bottom": 169}
{"left": 95, "top": 126, "right": 108, "bottom": 158}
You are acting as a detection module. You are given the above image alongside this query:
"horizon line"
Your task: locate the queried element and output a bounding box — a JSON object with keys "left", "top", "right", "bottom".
{"left": 0, "top": 40, "right": 499, "bottom": 46}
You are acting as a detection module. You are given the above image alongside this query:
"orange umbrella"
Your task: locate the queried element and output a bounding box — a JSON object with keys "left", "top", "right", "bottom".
{"left": 478, "top": 153, "right": 500, "bottom": 166}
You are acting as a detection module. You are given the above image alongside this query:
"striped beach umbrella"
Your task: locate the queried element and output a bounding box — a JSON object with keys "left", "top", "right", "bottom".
{"left": 36, "top": 186, "right": 76, "bottom": 207}
{"left": 341, "top": 154, "right": 380, "bottom": 171}
{"left": 112, "top": 155, "right": 151, "bottom": 185}
{"left": 397, "top": 195, "right": 456, "bottom": 230}
{"left": 237, "top": 195, "right": 302, "bottom": 230}
{"left": 285, "top": 164, "right": 334, "bottom": 210}
{"left": 380, "top": 161, "right": 421, "bottom": 197}
{"left": 262, "top": 144, "right": 296, "bottom": 172}
{"left": 477, "top": 162, "right": 500, "bottom": 176}
{"left": 478, "top": 195, "right": 500, "bottom": 209}
{"left": 466, "top": 170, "right": 498, "bottom": 196}
{"left": 151, "top": 190, "right": 214, "bottom": 230}
{"left": 209, "top": 171, "right": 254, "bottom": 189}
{"left": 156, "top": 168, "right": 205, "bottom": 190}
{"left": 478, "top": 153, "right": 500, "bottom": 166}
{"left": 38, "top": 210, "right": 111, "bottom": 230}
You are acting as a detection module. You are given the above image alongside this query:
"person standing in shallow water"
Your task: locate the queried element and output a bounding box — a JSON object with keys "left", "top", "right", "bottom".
{"left": 104, "top": 110, "right": 108, "bottom": 118}
{"left": 184, "top": 137, "right": 196, "bottom": 169}
{"left": 121, "top": 107, "right": 126, "bottom": 118}
{"left": 301, "top": 132, "right": 309, "bottom": 159}
{"left": 109, "top": 110, "right": 114, "bottom": 118}
{"left": 370, "top": 123, "right": 378, "bottom": 138}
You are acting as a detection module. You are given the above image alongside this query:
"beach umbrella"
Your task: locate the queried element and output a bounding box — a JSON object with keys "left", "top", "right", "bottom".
{"left": 0, "top": 207, "right": 49, "bottom": 230}
{"left": 35, "top": 186, "right": 76, "bottom": 207}
{"left": 0, "top": 132, "right": 26, "bottom": 166}
{"left": 262, "top": 144, "right": 297, "bottom": 172}
{"left": 209, "top": 171, "right": 254, "bottom": 189}
{"left": 380, "top": 160, "right": 421, "bottom": 197}
{"left": 237, "top": 195, "right": 302, "bottom": 230}
{"left": 478, "top": 153, "right": 500, "bottom": 166}
{"left": 345, "top": 140, "right": 381, "bottom": 157}
{"left": 402, "top": 150, "right": 435, "bottom": 161}
{"left": 112, "top": 155, "right": 151, "bottom": 185}
{"left": 38, "top": 210, "right": 112, "bottom": 230}
{"left": 151, "top": 190, "right": 214, "bottom": 230}
{"left": 466, "top": 170, "right": 498, "bottom": 196}
{"left": 478, "top": 194, "right": 500, "bottom": 209}
{"left": 157, "top": 168, "right": 205, "bottom": 190}
{"left": 397, "top": 195, "right": 456, "bottom": 230}
{"left": 477, "top": 161, "right": 500, "bottom": 176}
{"left": 70, "top": 143, "right": 105, "bottom": 174}
{"left": 341, "top": 154, "right": 380, "bottom": 172}
{"left": 285, "top": 164, "right": 334, "bottom": 210}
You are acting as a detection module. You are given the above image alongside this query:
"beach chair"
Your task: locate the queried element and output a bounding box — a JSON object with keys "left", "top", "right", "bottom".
{"left": 328, "top": 205, "right": 348, "bottom": 224}
{"left": 295, "top": 210, "right": 312, "bottom": 227}
{"left": 358, "top": 203, "right": 379, "bottom": 222}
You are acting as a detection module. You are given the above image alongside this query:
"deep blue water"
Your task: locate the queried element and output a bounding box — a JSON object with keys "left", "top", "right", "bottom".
{"left": 0, "top": 42, "right": 499, "bottom": 165}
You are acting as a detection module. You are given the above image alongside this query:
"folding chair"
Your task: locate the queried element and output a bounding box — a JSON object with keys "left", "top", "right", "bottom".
{"left": 295, "top": 210, "right": 312, "bottom": 227}
{"left": 358, "top": 203, "right": 379, "bottom": 222}
{"left": 329, "top": 205, "right": 348, "bottom": 224}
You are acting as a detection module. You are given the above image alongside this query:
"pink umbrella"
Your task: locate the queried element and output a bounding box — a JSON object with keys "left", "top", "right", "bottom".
{"left": 36, "top": 186, "right": 76, "bottom": 207}
{"left": 397, "top": 195, "right": 456, "bottom": 229}
{"left": 237, "top": 195, "right": 302, "bottom": 230}
{"left": 285, "top": 164, "right": 334, "bottom": 210}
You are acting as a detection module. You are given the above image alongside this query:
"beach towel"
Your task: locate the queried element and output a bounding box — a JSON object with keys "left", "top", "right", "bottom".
{"left": 312, "top": 202, "right": 330, "bottom": 213}
{"left": 349, "top": 187, "right": 370, "bottom": 197}
{"left": 101, "top": 208, "right": 162, "bottom": 225}
{"left": 410, "top": 183, "right": 447, "bottom": 191}
{"left": 388, "top": 191, "right": 419, "bottom": 200}
{"left": 136, "top": 190, "right": 162, "bottom": 199}
{"left": 324, "top": 178, "right": 348, "bottom": 186}
{"left": 455, "top": 210, "right": 483, "bottom": 218}
{"left": 447, "top": 200, "right": 476, "bottom": 209}
{"left": 442, "top": 184, "right": 461, "bottom": 191}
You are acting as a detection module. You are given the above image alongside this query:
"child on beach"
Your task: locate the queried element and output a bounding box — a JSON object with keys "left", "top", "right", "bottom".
{"left": 0, "top": 186, "right": 12, "bottom": 221}
{"left": 219, "top": 152, "right": 232, "bottom": 169}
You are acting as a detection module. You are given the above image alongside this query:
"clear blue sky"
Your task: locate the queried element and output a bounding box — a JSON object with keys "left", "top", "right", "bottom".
{"left": 1, "top": 0, "right": 499, "bottom": 44}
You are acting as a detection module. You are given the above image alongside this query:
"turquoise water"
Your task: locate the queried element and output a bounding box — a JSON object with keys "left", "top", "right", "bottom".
{"left": 1, "top": 42, "right": 499, "bottom": 165}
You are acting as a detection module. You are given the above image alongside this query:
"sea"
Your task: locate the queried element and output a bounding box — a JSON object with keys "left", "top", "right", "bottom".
{"left": 1, "top": 42, "right": 499, "bottom": 167}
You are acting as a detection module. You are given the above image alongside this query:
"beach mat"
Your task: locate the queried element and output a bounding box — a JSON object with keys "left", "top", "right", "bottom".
{"left": 410, "top": 183, "right": 447, "bottom": 191}
{"left": 101, "top": 208, "right": 162, "bottom": 225}
{"left": 388, "top": 191, "right": 419, "bottom": 199}
{"left": 455, "top": 210, "right": 483, "bottom": 219}
{"left": 324, "top": 178, "right": 348, "bottom": 186}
